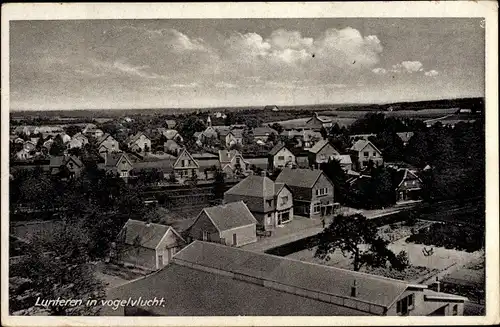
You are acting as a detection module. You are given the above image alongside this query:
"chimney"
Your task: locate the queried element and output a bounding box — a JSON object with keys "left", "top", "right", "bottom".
{"left": 435, "top": 276, "right": 440, "bottom": 293}
{"left": 248, "top": 170, "right": 254, "bottom": 176}
{"left": 261, "top": 171, "right": 267, "bottom": 177}
{"left": 351, "top": 280, "right": 357, "bottom": 297}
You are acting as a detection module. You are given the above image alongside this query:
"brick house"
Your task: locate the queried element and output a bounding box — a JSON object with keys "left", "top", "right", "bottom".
{"left": 224, "top": 174, "right": 294, "bottom": 231}
{"left": 268, "top": 142, "right": 296, "bottom": 171}
{"left": 127, "top": 132, "right": 151, "bottom": 153}
{"left": 102, "top": 152, "right": 133, "bottom": 178}
{"left": 186, "top": 201, "right": 257, "bottom": 247}
{"left": 349, "top": 140, "right": 383, "bottom": 170}
{"left": 96, "top": 133, "right": 120, "bottom": 158}
{"left": 275, "top": 168, "right": 335, "bottom": 218}
{"left": 307, "top": 140, "right": 341, "bottom": 166}
{"left": 394, "top": 168, "right": 423, "bottom": 202}
{"left": 115, "top": 219, "right": 186, "bottom": 270}
{"left": 173, "top": 148, "right": 199, "bottom": 183}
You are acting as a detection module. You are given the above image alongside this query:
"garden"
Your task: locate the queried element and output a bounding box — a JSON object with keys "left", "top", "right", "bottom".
{"left": 405, "top": 222, "right": 484, "bottom": 253}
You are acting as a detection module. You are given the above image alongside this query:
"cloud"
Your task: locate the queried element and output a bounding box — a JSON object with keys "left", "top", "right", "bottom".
{"left": 169, "top": 82, "right": 199, "bottom": 88}
{"left": 425, "top": 70, "right": 439, "bottom": 77}
{"left": 390, "top": 61, "right": 424, "bottom": 74}
{"left": 215, "top": 81, "right": 238, "bottom": 89}
{"left": 372, "top": 67, "right": 387, "bottom": 75}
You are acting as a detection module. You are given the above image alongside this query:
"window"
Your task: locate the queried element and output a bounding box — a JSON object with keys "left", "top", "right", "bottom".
{"left": 202, "top": 231, "right": 209, "bottom": 241}
{"left": 452, "top": 304, "right": 458, "bottom": 316}
{"left": 373, "top": 152, "right": 376, "bottom": 156}
{"left": 266, "top": 199, "right": 274, "bottom": 207}
{"left": 288, "top": 156, "right": 293, "bottom": 161}
{"left": 313, "top": 203, "right": 321, "bottom": 213}
{"left": 120, "top": 170, "right": 129, "bottom": 177}
{"left": 320, "top": 154, "right": 326, "bottom": 160}
{"left": 316, "top": 188, "right": 328, "bottom": 196}
{"left": 363, "top": 151, "right": 369, "bottom": 157}
{"left": 278, "top": 211, "right": 291, "bottom": 224}
{"left": 278, "top": 156, "right": 285, "bottom": 161}
{"left": 236, "top": 157, "right": 241, "bottom": 164}
{"left": 412, "top": 180, "right": 416, "bottom": 185}
{"left": 112, "top": 143, "right": 115, "bottom": 148}
{"left": 396, "top": 294, "right": 414, "bottom": 316}
{"left": 280, "top": 196, "right": 289, "bottom": 206}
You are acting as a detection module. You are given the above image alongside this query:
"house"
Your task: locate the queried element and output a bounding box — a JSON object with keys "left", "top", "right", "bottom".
{"left": 396, "top": 132, "right": 414, "bottom": 146}
{"left": 42, "top": 139, "right": 54, "bottom": 152}
{"left": 276, "top": 168, "right": 335, "bottom": 218}
{"left": 72, "top": 132, "right": 89, "bottom": 145}
{"left": 224, "top": 174, "right": 294, "bottom": 230}
{"left": 333, "top": 154, "right": 353, "bottom": 171}
{"left": 23, "top": 140, "right": 36, "bottom": 152}
{"left": 308, "top": 140, "right": 341, "bottom": 166}
{"left": 172, "top": 148, "right": 199, "bottom": 183}
{"left": 349, "top": 134, "right": 377, "bottom": 142}
{"left": 105, "top": 241, "right": 467, "bottom": 316}
{"left": 280, "top": 129, "right": 322, "bottom": 148}
{"left": 218, "top": 149, "right": 248, "bottom": 177}
{"left": 264, "top": 105, "right": 279, "bottom": 112}
{"left": 164, "top": 140, "right": 182, "bottom": 155}
{"left": 58, "top": 133, "right": 71, "bottom": 144}
{"left": 102, "top": 152, "right": 133, "bottom": 178}
{"left": 186, "top": 201, "right": 258, "bottom": 247}
{"left": 67, "top": 138, "right": 84, "bottom": 149}
{"left": 132, "top": 159, "right": 175, "bottom": 180}
{"left": 16, "top": 149, "right": 33, "bottom": 161}
{"left": 96, "top": 133, "right": 120, "bottom": 158}
{"left": 393, "top": 168, "right": 423, "bottom": 202}
{"left": 195, "top": 126, "right": 218, "bottom": 145}
{"left": 115, "top": 219, "right": 185, "bottom": 270}
{"left": 127, "top": 132, "right": 151, "bottom": 153}
{"left": 160, "top": 129, "right": 183, "bottom": 142}
{"left": 49, "top": 155, "right": 83, "bottom": 178}
{"left": 304, "top": 112, "right": 333, "bottom": 130}
{"left": 219, "top": 129, "right": 243, "bottom": 148}
{"left": 268, "top": 142, "right": 296, "bottom": 170}
{"left": 350, "top": 140, "right": 383, "bottom": 170}
{"left": 252, "top": 126, "right": 278, "bottom": 143}
{"left": 165, "top": 119, "right": 176, "bottom": 129}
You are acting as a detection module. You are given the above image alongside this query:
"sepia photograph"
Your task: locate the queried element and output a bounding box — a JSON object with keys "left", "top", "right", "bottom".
{"left": 1, "top": 2, "right": 498, "bottom": 326}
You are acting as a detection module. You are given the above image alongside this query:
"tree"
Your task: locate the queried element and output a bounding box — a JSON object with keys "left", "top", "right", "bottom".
{"left": 9, "top": 223, "right": 105, "bottom": 315}
{"left": 319, "top": 159, "right": 348, "bottom": 204}
{"left": 315, "top": 214, "right": 409, "bottom": 271}
{"left": 213, "top": 168, "right": 225, "bottom": 199}
{"left": 65, "top": 125, "right": 81, "bottom": 137}
{"left": 49, "top": 135, "right": 66, "bottom": 156}
{"left": 178, "top": 116, "right": 206, "bottom": 141}
{"left": 270, "top": 123, "right": 283, "bottom": 134}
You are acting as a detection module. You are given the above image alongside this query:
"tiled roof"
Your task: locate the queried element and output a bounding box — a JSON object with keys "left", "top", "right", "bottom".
{"left": 164, "top": 139, "right": 181, "bottom": 150}
{"left": 252, "top": 126, "right": 278, "bottom": 136}
{"left": 163, "top": 129, "right": 180, "bottom": 140}
{"left": 173, "top": 241, "right": 415, "bottom": 309}
{"left": 350, "top": 140, "right": 382, "bottom": 155}
{"left": 396, "top": 132, "right": 414, "bottom": 143}
{"left": 269, "top": 142, "right": 287, "bottom": 156}
{"left": 120, "top": 219, "right": 177, "bottom": 250}
{"left": 308, "top": 139, "right": 330, "bottom": 154}
{"left": 96, "top": 133, "right": 113, "bottom": 145}
{"left": 132, "top": 159, "right": 174, "bottom": 172}
{"left": 105, "top": 152, "right": 129, "bottom": 167}
{"left": 225, "top": 175, "right": 278, "bottom": 198}
{"left": 334, "top": 154, "right": 352, "bottom": 165}
{"left": 201, "top": 201, "right": 257, "bottom": 231}
{"left": 275, "top": 168, "right": 323, "bottom": 189}
{"left": 105, "top": 264, "right": 368, "bottom": 316}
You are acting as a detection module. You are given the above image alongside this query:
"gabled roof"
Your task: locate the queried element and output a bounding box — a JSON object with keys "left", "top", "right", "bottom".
{"left": 275, "top": 168, "right": 328, "bottom": 189}
{"left": 96, "top": 133, "right": 115, "bottom": 146}
{"left": 225, "top": 175, "right": 279, "bottom": 198}
{"left": 128, "top": 132, "right": 149, "bottom": 145}
{"left": 396, "top": 132, "right": 414, "bottom": 143}
{"left": 49, "top": 155, "right": 83, "bottom": 168}
{"left": 269, "top": 142, "right": 290, "bottom": 156}
{"left": 308, "top": 139, "right": 338, "bottom": 154}
{"left": 120, "top": 219, "right": 183, "bottom": 250}
{"left": 105, "top": 152, "right": 131, "bottom": 167}
{"left": 219, "top": 149, "right": 244, "bottom": 164}
{"left": 173, "top": 148, "right": 199, "bottom": 169}
{"left": 334, "top": 154, "right": 352, "bottom": 165}
{"left": 306, "top": 112, "right": 332, "bottom": 124}
{"left": 252, "top": 126, "right": 278, "bottom": 136}
{"left": 164, "top": 139, "right": 181, "bottom": 150}
{"left": 350, "top": 140, "right": 382, "bottom": 155}
{"left": 173, "top": 241, "right": 423, "bottom": 309}
{"left": 396, "top": 168, "right": 423, "bottom": 188}
{"left": 198, "top": 201, "right": 257, "bottom": 232}
{"left": 132, "top": 159, "right": 174, "bottom": 173}
{"left": 163, "top": 129, "right": 181, "bottom": 140}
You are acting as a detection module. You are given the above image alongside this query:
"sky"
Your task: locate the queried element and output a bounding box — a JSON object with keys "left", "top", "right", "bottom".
{"left": 10, "top": 18, "right": 484, "bottom": 110}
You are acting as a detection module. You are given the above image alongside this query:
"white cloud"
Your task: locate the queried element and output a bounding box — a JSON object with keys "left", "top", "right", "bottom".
{"left": 169, "top": 82, "right": 199, "bottom": 88}
{"left": 372, "top": 67, "right": 387, "bottom": 75}
{"left": 390, "top": 61, "right": 424, "bottom": 74}
{"left": 425, "top": 70, "right": 439, "bottom": 77}
{"left": 267, "top": 29, "right": 314, "bottom": 50}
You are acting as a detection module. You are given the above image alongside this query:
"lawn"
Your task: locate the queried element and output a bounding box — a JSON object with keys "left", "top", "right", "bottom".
{"left": 377, "top": 219, "right": 434, "bottom": 242}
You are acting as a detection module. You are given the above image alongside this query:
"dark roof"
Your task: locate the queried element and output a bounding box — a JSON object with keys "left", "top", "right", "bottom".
{"left": 350, "top": 140, "right": 382, "bottom": 154}
{"left": 120, "top": 219, "right": 175, "bottom": 250}
{"left": 49, "top": 155, "right": 83, "bottom": 168}
{"left": 275, "top": 168, "right": 324, "bottom": 188}
{"left": 132, "top": 159, "right": 174, "bottom": 172}
{"left": 172, "top": 241, "right": 417, "bottom": 308}
{"left": 268, "top": 142, "right": 287, "bottom": 156}
{"left": 105, "top": 264, "right": 368, "bottom": 316}
{"left": 201, "top": 201, "right": 257, "bottom": 231}
{"left": 225, "top": 175, "right": 278, "bottom": 198}
{"left": 396, "top": 132, "right": 414, "bottom": 143}
{"left": 252, "top": 126, "right": 278, "bottom": 136}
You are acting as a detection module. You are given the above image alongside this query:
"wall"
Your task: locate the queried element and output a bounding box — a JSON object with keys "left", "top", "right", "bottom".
{"left": 119, "top": 246, "right": 157, "bottom": 270}
{"left": 219, "top": 224, "right": 257, "bottom": 247}
{"left": 188, "top": 212, "right": 220, "bottom": 242}
{"left": 273, "top": 148, "right": 295, "bottom": 169}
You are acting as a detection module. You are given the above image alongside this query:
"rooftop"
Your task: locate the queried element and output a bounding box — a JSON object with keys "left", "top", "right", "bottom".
{"left": 275, "top": 167, "right": 324, "bottom": 189}
{"left": 199, "top": 201, "right": 258, "bottom": 232}
{"left": 225, "top": 175, "right": 280, "bottom": 198}
{"left": 119, "top": 219, "right": 173, "bottom": 250}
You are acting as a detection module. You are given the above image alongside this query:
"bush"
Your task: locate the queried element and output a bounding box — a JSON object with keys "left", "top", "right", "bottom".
{"left": 406, "top": 223, "right": 483, "bottom": 252}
